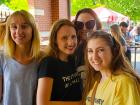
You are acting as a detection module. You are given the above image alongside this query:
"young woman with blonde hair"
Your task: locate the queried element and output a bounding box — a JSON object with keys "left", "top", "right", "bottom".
{"left": 0, "top": 10, "right": 41, "bottom": 105}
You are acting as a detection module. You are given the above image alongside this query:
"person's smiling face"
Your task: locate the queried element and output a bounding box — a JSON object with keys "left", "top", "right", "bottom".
{"left": 10, "top": 16, "right": 33, "bottom": 47}
{"left": 87, "top": 38, "right": 113, "bottom": 71}
{"left": 77, "top": 13, "right": 96, "bottom": 41}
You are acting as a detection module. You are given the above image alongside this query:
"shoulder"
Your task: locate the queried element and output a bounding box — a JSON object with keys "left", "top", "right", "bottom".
{"left": 40, "top": 56, "right": 57, "bottom": 64}
{"left": 38, "top": 56, "right": 58, "bottom": 72}
{"left": 38, "top": 56, "right": 58, "bottom": 78}
{"left": 0, "top": 52, "right": 9, "bottom": 63}
{"left": 113, "top": 73, "right": 136, "bottom": 83}
{"left": 112, "top": 73, "right": 140, "bottom": 104}
{"left": 113, "top": 73, "right": 139, "bottom": 90}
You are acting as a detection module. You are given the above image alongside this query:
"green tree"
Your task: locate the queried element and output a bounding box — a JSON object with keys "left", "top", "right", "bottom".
{"left": 71, "top": 0, "right": 102, "bottom": 16}
{"left": 101, "top": 0, "right": 140, "bottom": 21}
{"left": 0, "top": 0, "right": 28, "bottom": 10}
{"left": 71, "top": 0, "right": 140, "bottom": 21}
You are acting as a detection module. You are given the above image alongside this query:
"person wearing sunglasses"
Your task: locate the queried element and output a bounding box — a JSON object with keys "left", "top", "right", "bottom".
{"left": 74, "top": 8, "right": 102, "bottom": 88}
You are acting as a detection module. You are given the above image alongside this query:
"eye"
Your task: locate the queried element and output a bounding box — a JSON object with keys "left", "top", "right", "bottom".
{"left": 87, "top": 49, "right": 93, "bottom": 54}
{"left": 71, "top": 35, "right": 77, "bottom": 40}
{"left": 98, "top": 48, "right": 104, "bottom": 53}
{"left": 21, "top": 24, "right": 30, "bottom": 29}
{"left": 10, "top": 25, "right": 17, "bottom": 29}
{"left": 62, "top": 36, "right": 68, "bottom": 40}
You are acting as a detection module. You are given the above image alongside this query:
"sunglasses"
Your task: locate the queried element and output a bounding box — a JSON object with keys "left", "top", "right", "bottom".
{"left": 75, "top": 20, "right": 95, "bottom": 30}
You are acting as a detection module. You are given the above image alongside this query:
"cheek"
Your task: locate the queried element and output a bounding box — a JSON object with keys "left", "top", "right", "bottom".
{"left": 27, "top": 29, "right": 33, "bottom": 39}
{"left": 104, "top": 54, "right": 113, "bottom": 65}
{"left": 10, "top": 30, "right": 15, "bottom": 39}
{"left": 10, "top": 29, "right": 15, "bottom": 35}
{"left": 87, "top": 54, "right": 92, "bottom": 62}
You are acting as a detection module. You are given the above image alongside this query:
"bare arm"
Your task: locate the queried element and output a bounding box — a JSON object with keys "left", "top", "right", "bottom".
{"left": 0, "top": 76, "right": 2, "bottom": 101}
{"left": 36, "top": 77, "right": 81, "bottom": 105}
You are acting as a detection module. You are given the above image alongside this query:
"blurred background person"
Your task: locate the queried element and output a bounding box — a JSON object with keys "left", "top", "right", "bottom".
{"left": 134, "top": 25, "right": 140, "bottom": 44}
{"left": 110, "top": 24, "right": 127, "bottom": 53}
{"left": 120, "top": 22, "right": 132, "bottom": 62}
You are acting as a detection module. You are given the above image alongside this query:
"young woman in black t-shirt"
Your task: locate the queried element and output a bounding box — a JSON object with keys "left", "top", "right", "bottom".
{"left": 37, "top": 19, "right": 82, "bottom": 105}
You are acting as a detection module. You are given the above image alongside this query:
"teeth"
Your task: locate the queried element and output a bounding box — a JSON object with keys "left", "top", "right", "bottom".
{"left": 16, "top": 36, "right": 24, "bottom": 39}
{"left": 94, "top": 62, "right": 100, "bottom": 65}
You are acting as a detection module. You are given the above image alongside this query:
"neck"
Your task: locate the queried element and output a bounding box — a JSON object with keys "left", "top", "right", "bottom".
{"left": 100, "top": 69, "right": 111, "bottom": 81}
{"left": 59, "top": 53, "right": 68, "bottom": 62}
{"left": 14, "top": 45, "right": 33, "bottom": 64}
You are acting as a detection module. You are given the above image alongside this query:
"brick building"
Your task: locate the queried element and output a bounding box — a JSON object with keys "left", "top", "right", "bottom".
{"left": 28, "top": 0, "right": 70, "bottom": 37}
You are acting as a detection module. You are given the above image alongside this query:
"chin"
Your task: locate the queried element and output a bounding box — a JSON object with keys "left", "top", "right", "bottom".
{"left": 67, "top": 52, "right": 74, "bottom": 55}
{"left": 94, "top": 68, "right": 100, "bottom": 71}
{"left": 91, "top": 65, "right": 102, "bottom": 71}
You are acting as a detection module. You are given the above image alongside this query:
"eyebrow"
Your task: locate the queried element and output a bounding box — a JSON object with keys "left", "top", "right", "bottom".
{"left": 10, "top": 22, "right": 29, "bottom": 25}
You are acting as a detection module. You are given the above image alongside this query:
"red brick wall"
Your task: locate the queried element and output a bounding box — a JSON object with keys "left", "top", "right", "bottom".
{"left": 28, "top": 0, "right": 51, "bottom": 32}
{"left": 28, "top": 0, "right": 70, "bottom": 36}
{"left": 51, "top": 0, "right": 59, "bottom": 23}
{"left": 59, "top": 0, "right": 69, "bottom": 19}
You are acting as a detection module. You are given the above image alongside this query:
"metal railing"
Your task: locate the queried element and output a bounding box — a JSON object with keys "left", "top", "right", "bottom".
{"left": 0, "top": 10, "right": 10, "bottom": 22}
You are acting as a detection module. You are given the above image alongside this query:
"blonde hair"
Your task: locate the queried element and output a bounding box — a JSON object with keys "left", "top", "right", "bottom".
{"left": 4, "top": 10, "right": 40, "bottom": 59}
{"left": 0, "top": 22, "right": 6, "bottom": 47}
{"left": 110, "top": 24, "right": 123, "bottom": 43}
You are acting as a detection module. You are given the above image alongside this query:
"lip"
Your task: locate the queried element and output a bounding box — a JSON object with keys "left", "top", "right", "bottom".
{"left": 91, "top": 60, "right": 102, "bottom": 65}
{"left": 67, "top": 47, "right": 74, "bottom": 51}
{"left": 94, "top": 62, "right": 100, "bottom": 65}
{"left": 16, "top": 37, "right": 25, "bottom": 41}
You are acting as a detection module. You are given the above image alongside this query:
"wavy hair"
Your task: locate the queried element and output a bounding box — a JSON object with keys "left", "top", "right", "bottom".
{"left": 82, "top": 30, "right": 140, "bottom": 104}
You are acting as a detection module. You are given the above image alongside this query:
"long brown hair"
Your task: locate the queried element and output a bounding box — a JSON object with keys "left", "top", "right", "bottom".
{"left": 74, "top": 8, "right": 102, "bottom": 30}
{"left": 82, "top": 30, "right": 140, "bottom": 104}
{"left": 47, "top": 19, "right": 76, "bottom": 58}
{"left": 0, "top": 22, "right": 6, "bottom": 47}
{"left": 110, "top": 24, "right": 123, "bottom": 44}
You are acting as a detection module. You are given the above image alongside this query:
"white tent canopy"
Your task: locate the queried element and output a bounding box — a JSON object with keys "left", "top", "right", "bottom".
{"left": 93, "top": 7, "right": 129, "bottom": 23}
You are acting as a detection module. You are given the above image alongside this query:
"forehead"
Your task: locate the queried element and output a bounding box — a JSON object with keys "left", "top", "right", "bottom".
{"left": 77, "top": 13, "right": 95, "bottom": 22}
{"left": 57, "top": 25, "right": 76, "bottom": 35}
{"left": 10, "top": 15, "right": 27, "bottom": 24}
{"left": 88, "top": 38, "right": 109, "bottom": 48}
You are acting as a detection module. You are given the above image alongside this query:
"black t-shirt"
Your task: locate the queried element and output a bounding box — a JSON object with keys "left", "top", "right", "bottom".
{"left": 75, "top": 41, "right": 86, "bottom": 67}
{"left": 38, "top": 56, "right": 82, "bottom": 101}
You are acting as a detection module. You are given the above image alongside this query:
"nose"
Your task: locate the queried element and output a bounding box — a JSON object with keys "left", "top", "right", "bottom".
{"left": 67, "top": 38, "right": 74, "bottom": 45}
{"left": 83, "top": 24, "right": 87, "bottom": 30}
{"left": 92, "top": 51, "right": 99, "bottom": 60}
{"left": 67, "top": 37, "right": 77, "bottom": 46}
{"left": 16, "top": 26, "right": 22, "bottom": 35}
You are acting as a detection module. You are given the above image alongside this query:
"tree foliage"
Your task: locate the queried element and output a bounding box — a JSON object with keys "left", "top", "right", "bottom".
{"left": 71, "top": 0, "right": 102, "bottom": 16}
{"left": 0, "top": 0, "right": 28, "bottom": 11}
{"left": 71, "top": 0, "right": 140, "bottom": 21}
